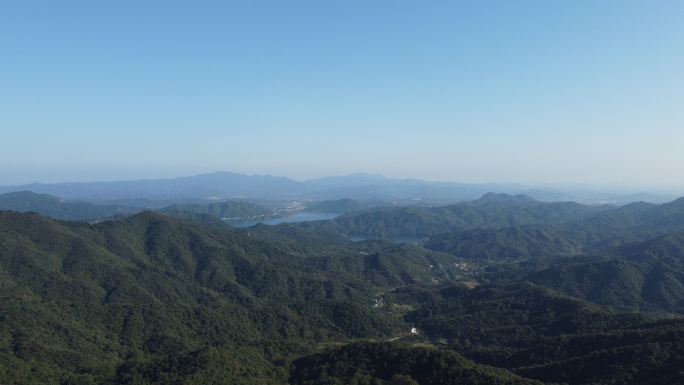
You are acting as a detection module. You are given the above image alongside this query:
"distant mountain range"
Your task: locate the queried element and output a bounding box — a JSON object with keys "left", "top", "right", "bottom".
{"left": 0, "top": 171, "right": 679, "bottom": 205}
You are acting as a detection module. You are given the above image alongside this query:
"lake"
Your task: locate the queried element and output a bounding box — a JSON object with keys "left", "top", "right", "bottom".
{"left": 228, "top": 212, "right": 340, "bottom": 227}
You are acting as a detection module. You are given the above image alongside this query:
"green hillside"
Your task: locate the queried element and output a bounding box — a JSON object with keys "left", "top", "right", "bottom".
{"left": 0, "top": 210, "right": 409, "bottom": 384}
{"left": 289, "top": 342, "right": 543, "bottom": 385}
{"left": 424, "top": 197, "right": 684, "bottom": 260}
{"left": 404, "top": 282, "right": 684, "bottom": 385}
{"left": 523, "top": 233, "right": 684, "bottom": 313}
{"left": 0, "top": 191, "right": 141, "bottom": 220}
{"left": 3, "top": 203, "right": 684, "bottom": 384}
{"left": 157, "top": 200, "right": 276, "bottom": 221}
{"left": 424, "top": 226, "right": 583, "bottom": 259}
{"left": 331, "top": 194, "right": 605, "bottom": 237}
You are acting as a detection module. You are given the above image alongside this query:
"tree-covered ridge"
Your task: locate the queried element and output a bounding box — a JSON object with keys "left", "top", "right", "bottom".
{"left": 289, "top": 342, "right": 544, "bottom": 385}
{"left": 404, "top": 282, "right": 684, "bottom": 385}
{"left": 519, "top": 232, "right": 684, "bottom": 313}
{"left": 0, "top": 191, "right": 141, "bottom": 220}
{"left": 613, "top": 232, "right": 684, "bottom": 262}
{"left": 423, "top": 196, "right": 684, "bottom": 260}
{"left": 406, "top": 282, "right": 650, "bottom": 348}
{"left": 5, "top": 199, "right": 684, "bottom": 384}
{"left": 0, "top": 210, "right": 415, "bottom": 384}
{"left": 424, "top": 226, "right": 583, "bottom": 259}
{"left": 238, "top": 221, "right": 351, "bottom": 246}
{"left": 532, "top": 259, "right": 684, "bottom": 314}
{"left": 0, "top": 191, "right": 279, "bottom": 224}
{"left": 331, "top": 194, "right": 606, "bottom": 237}
{"left": 466, "top": 192, "right": 538, "bottom": 206}
{"left": 157, "top": 200, "right": 276, "bottom": 220}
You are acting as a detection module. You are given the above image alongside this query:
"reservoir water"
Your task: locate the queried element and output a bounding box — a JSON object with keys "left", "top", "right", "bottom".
{"left": 228, "top": 212, "right": 339, "bottom": 227}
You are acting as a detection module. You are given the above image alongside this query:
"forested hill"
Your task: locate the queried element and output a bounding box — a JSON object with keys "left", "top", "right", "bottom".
{"left": 0, "top": 209, "right": 458, "bottom": 383}
{"left": 0, "top": 191, "right": 141, "bottom": 220}
{"left": 467, "top": 192, "right": 538, "bottom": 205}
{"left": 424, "top": 196, "right": 684, "bottom": 259}
{"left": 520, "top": 232, "right": 684, "bottom": 313}
{"left": 403, "top": 282, "right": 684, "bottom": 385}
{"left": 157, "top": 200, "right": 275, "bottom": 220}
{"left": 289, "top": 342, "right": 544, "bottom": 385}
{"left": 329, "top": 193, "right": 606, "bottom": 237}
{"left": 4, "top": 205, "right": 684, "bottom": 383}
{"left": 0, "top": 191, "right": 277, "bottom": 223}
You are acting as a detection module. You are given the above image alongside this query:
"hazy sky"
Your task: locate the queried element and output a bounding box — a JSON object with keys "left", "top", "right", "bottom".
{"left": 2, "top": 1, "right": 683, "bottom": 187}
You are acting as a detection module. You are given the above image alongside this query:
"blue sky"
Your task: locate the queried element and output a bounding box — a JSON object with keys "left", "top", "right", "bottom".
{"left": 1, "top": 1, "right": 683, "bottom": 188}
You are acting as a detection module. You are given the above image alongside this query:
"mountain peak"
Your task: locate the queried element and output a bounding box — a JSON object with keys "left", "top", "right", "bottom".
{"left": 473, "top": 192, "right": 537, "bottom": 205}
{"left": 0, "top": 190, "right": 62, "bottom": 203}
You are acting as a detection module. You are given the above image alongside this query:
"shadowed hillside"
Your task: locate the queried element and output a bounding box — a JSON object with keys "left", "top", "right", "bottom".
{"left": 289, "top": 342, "right": 544, "bottom": 385}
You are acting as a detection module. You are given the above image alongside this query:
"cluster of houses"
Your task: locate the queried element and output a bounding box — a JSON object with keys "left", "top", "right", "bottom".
{"left": 282, "top": 201, "right": 305, "bottom": 213}
{"left": 454, "top": 262, "right": 483, "bottom": 276}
